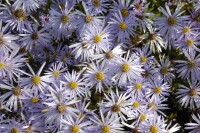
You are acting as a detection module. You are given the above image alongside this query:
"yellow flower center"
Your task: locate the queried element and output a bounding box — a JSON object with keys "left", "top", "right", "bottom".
{"left": 139, "top": 114, "right": 147, "bottom": 121}
{"left": 154, "top": 86, "right": 161, "bottom": 94}
{"left": 14, "top": 9, "right": 26, "bottom": 21}
{"left": 121, "top": 63, "right": 130, "bottom": 72}
{"left": 61, "top": 15, "right": 69, "bottom": 23}
{"left": 10, "top": 128, "right": 19, "bottom": 133}
{"left": 140, "top": 56, "right": 147, "bottom": 63}
{"left": 102, "top": 125, "right": 110, "bottom": 133}
{"left": 93, "top": 35, "right": 101, "bottom": 43}
{"left": 71, "top": 125, "right": 80, "bottom": 133}
{"left": 31, "top": 33, "right": 39, "bottom": 40}
{"left": 121, "top": 8, "right": 129, "bottom": 17}
{"left": 160, "top": 67, "right": 168, "bottom": 75}
{"left": 183, "top": 26, "right": 190, "bottom": 34}
{"left": 133, "top": 101, "right": 140, "bottom": 108}
{"left": 69, "top": 81, "right": 78, "bottom": 90}
{"left": 31, "top": 97, "right": 39, "bottom": 104}
{"left": 148, "top": 102, "right": 157, "bottom": 110}
{"left": 95, "top": 72, "right": 105, "bottom": 81}
{"left": 186, "top": 39, "right": 194, "bottom": 46}
{"left": 189, "top": 89, "right": 197, "bottom": 96}
{"left": 56, "top": 103, "right": 66, "bottom": 113}
{"left": 85, "top": 15, "right": 93, "bottom": 23}
{"left": 93, "top": 0, "right": 100, "bottom": 7}
{"left": 135, "top": 83, "right": 142, "bottom": 90}
{"left": 13, "top": 87, "right": 22, "bottom": 96}
{"left": 0, "top": 37, "right": 4, "bottom": 45}
{"left": 105, "top": 51, "right": 114, "bottom": 59}
{"left": 167, "top": 17, "right": 176, "bottom": 25}
{"left": 0, "top": 62, "right": 5, "bottom": 69}
{"left": 32, "top": 76, "right": 41, "bottom": 85}
{"left": 111, "top": 104, "right": 120, "bottom": 112}
{"left": 119, "top": 22, "right": 127, "bottom": 30}
{"left": 188, "top": 60, "right": 196, "bottom": 69}
{"left": 135, "top": 4, "right": 142, "bottom": 10}
{"left": 53, "top": 70, "right": 60, "bottom": 77}
{"left": 150, "top": 125, "right": 158, "bottom": 133}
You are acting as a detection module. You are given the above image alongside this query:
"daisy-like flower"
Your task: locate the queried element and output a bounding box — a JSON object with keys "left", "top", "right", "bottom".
{"left": 153, "top": 56, "right": 175, "bottom": 83}
{"left": 0, "top": 20, "right": 18, "bottom": 52}
{"left": 0, "top": 4, "right": 30, "bottom": 33}
{"left": 135, "top": 45, "right": 154, "bottom": 65}
{"left": 0, "top": 48, "right": 27, "bottom": 82}
{"left": 110, "top": 0, "right": 134, "bottom": 18}
{"left": 69, "top": 41, "right": 94, "bottom": 62}
{"left": 146, "top": 76, "right": 170, "bottom": 99}
{"left": 83, "top": 61, "right": 113, "bottom": 93}
{"left": 175, "top": 50, "right": 200, "bottom": 81}
{"left": 185, "top": 113, "right": 200, "bottom": 133}
{"left": 126, "top": 77, "right": 149, "bottom": 97}
{"left": 126, "top": 95, "right": 147, "bottom": 112}
{"left": 19, "top": 62, "right": 49, "bottom": 94}
{"left": 176, "top": 79, "right": 200, "bottom": 109}
{"left": 92, "top": 44, "right": 125, "bottom": 65}
{"left": 84, "top": 0, "right": 110, "bottom": 15}
{"left": 99, "top": 89, "right": 130, "bottom": 121}
{"left": 49, "top": 2, "right": 75, "bottom": 40}
{"left": 44, "top": 62, "right": 67, "bottom": 84}
{"left": 0, "top": 82, "right": 25, "bottom": 111}
{"left": 145, "top": 28, "right": 165, "bottom": 53}
{"left": 138, "top": 116, "right": 166, "bottom": 133}
{"left": 59, "top": 115, "right": 93, "bottom": 133}
{"left": 43, "top": 84, "right": 80, "bottom": 129}
{"left": 1, "top": 118, "right": 25, "bottom": 133}
{"left": 13, "top": 0, "right": 40, "bottom": 12}
{"left": 82, "top": 21, "right": 111, "bottom": 53}
{"left": 154, "top": 3, "right": 190, "bottom": 45}
{"left": 178, "top": 23, "right": 198, "bottom": 39}
{"left": 19, "top": 24, "right": 51, "bottom": 51}
{"left": 74, "top": 2, "right": 104, "bottom": 36}
{"left": 109, "top": 11, "right": 136, "bottom": 42}
{"left": 90, "top": 110, "right": 124, "bottom": 133}
{"left": 113, "top": 51, "right": 144, "bottom": 87}
{"left": 61, "top": 70, "right": 86, "bottom": 98}
{"left": 175, "top": 34, "right": 200, "bottom": 53}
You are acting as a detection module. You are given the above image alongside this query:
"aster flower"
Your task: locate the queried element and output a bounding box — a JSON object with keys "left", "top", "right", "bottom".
{"left": 1, "top": 118, "right": 25, "bottom": 133}
{"left": 49, "top": 2, "right": 75, "bottom": 40}
{"left": 13, "top": 0, "right": 40, "bottom": 12}
{"left": 44, "top": 62, "right": 67, "bottom": 84}
{"left": 0, "top": 4, "right": 30, "bottom": 33}
{"left": 0, "top": 20, "right": 18, "bottom": 52}
{"left": 84, "top": 0, "right": 110, "bottom": 15}
{"left": 82, "top": 21, "right": 111, "bottom": 53}
{"left": 99, "top": 89, "right": 130, "bottom": 121}
{"left": 19, "top": 24, "right": 51, "bottom": 51}
{"left": 138, "top": 116, "right": 166, "bottom": 133}
{"left": 113, "top": 51, "right": 144, "bottom": 87}
{"left": 185, "top": 113, "right": 200, "bottom": 133}
{"left": 61, "top": 70, "right": 86, "bottom": 98}
{"left": 19, "top": 62, "right": 49, "bottom": 94}
{"left": 83, "top": 61, "right": 113, "bottom": 93}
{"left": 175, "top": 50, "right": 200, "bottom": 81}
{"left": 154, "top": 3, "right": 190, "bottom": 46}
{"left": 0, "top": 82, "right": 25, "bottom": 111}
{"left": 90, "top": 110, "right": 124, "bottom": 133}
{"left": 59, "top": 115, "right": 93, "bottom": 133}
{"left": 176, "top": 79, "right": 200, "bottom": 109}
{"left": 108, "top": 11, "right": 136, "bottom": 42}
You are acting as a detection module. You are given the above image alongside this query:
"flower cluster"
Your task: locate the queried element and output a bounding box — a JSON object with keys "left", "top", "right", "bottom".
{"left": 0, "top": 0, "right": 200, "bottom": 133}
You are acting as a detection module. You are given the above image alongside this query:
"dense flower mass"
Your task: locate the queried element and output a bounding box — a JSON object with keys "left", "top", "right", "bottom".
{"left": 1, "top": 0, "right": 200, "bottom": 133}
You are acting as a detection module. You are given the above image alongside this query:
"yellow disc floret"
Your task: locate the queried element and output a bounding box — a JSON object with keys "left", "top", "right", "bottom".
{"left": 13, "top": 87, "right": 22, "bottom": 96}
{"left": 121, "top": 8, "right": 129, "bottom": 17}
{"left": 102, "top": 125, "right": 111, "bottom": 133}
{"left": 154, "top": 86, "right": 161, "bottom": 94}
{"left": 0, "top": 62, "right": 5, "bottom": 69}
{"left": 183, "top": 26, "right": 190, "bottom": 34}
{"left": 186, "top": 39, "right": 194, "bottom": 46}
{"left": 95, "top": 72, "right": 105, "bottom": 81}
{"left": 61, "top": 15, "right": 69, "bottom": 23}
{"left": 71, "top": 125, "right": 80, "bottom": 133}
{"left": 135, "top": 83, "right": 142, "bottom": 90}
{"left": 167, "top": 17, "right": 176, "bottom": 25}
{"left": 139, "top": 114, "right": 147, "bottom": 121}
{"left": 69, "top": 81, "right": 78, "bottom": 90}
{"left": 56, "top": 103, "right": 66, "bottom": 113}
{"left": 133, "top": 101, "right": 140, "bottom": 108}
{"left": 119, "top": 22, "right": 127, "bottom": 30}
{"left": 93, "top": 35, "right": 101, "bottom": 43}
{"left": 150, "top": 125, "right": 158, "bottom": 133}
{"left": 10, "top": 128, "right": 19, "bottom": 133}
{"left": 53, "top": 70, "right": 60, "bottom": 77}
{"left": 85, "top": 15, "right": 93, "bottom": 23}
{"left": 121, "top": 63, "right": 130, "bottom": 72}
{"left": 31, "top": 97, "right": 39, "bottom": 104}
{"left": 32, "top": 76, "right": 41, "bottom": 85}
